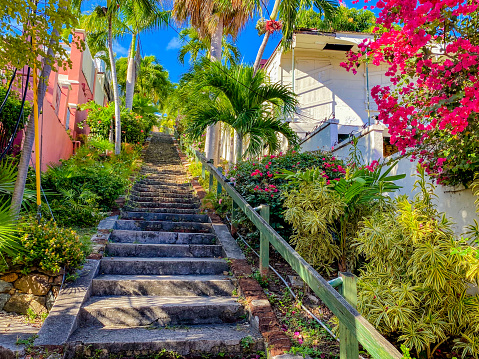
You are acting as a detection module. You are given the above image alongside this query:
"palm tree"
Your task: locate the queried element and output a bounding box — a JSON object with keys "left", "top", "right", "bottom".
{"left": 253, "top": 0, "right": 338, "bottom": 73}
{"left": 177, "top": 27, "right": 240, "bottom": 65}
{"left": 172, "top": 0, "right": 260, "bottom": 162}
{"left": 121, "top": 2, "right": 170, "bottom": 109}
{"left": 116, "top": 55, "right": 173, "bottom": 110}
{"left": 81, "top": 4, "right": 125, "bottom": 155}
{"left": 182, "top": 62, "right": 299, "bottom": 162}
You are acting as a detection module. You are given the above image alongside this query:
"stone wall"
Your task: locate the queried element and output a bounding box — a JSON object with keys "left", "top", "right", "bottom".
{"left": 0, "top": 269, "right": 63, "bottom": 315}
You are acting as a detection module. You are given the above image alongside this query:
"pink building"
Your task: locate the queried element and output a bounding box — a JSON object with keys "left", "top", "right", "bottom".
{"left": 13, "top": 30, "right": 112, "bottom": 171}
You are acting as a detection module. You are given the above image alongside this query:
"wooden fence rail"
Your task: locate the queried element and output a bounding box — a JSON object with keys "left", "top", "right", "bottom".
{"left": 194, "top": 150, "right": 402, "bottom": 359}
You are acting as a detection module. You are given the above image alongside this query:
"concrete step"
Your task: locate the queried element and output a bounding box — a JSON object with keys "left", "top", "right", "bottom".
{"left": 106, "top": 243, "right": 222, "bottom": 258}
{"left": 134, "top": 183, "right": 192, "bottom": 190}
{"left": 123, "top": 207, "right": 200, "bottom": 214}
{"left": 91, "top": 274, "right": 235, "bottom": 296}
{"left": 120, "top": 211, "right": 209, "bottom": 223}
{"left": 113, "top": 220, "right": 212, "bottom": 233}
{"left": 138, "top": 179, "right": 190, "bottom": 186}
{"left": 129, "top": 190, "right": 195, "bottom": 199}
{"left": 80, "top": 296, "right": 245, "bottom": 327}
{"left": 128, "top": 194, "right": 197, "bottom": 204}
{"left": 67, "top": 323, "right": 264, "bottom": 358}
{"left": 100, "top": 257, "right": 229, "bottom": 275}
{"left": 110, "top": 230, "right": 216, "bottom": 244}
{"left": 129, "top": 201, "right": 200, "bottom": 209}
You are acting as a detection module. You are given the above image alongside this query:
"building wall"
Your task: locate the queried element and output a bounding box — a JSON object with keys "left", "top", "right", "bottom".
{"left": 13, "top": 30, "right": 110, "bottom": 171}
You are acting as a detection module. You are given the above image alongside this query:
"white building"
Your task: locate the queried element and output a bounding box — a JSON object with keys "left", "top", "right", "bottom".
{"left": 262, "top": 29, "right": 391, "bottom": 148}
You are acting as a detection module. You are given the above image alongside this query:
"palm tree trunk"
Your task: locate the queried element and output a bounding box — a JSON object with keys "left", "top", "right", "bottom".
{"left": 235, "top": 131, "right": 243, "bottom": 163}
{"left": 10, "top": 41, "right": 56, "bottom": 217}
{"left": 204, "top": 16, "right": 223, "bottom": 162}
{"left": 229, "top": 130, "right": 235, "bottom": 165}
{"left": 108, "top": 14, "right": 122, "bottom": 155}
{"left": 253, "top": 32, "right": 270, "bottom": 73}
{"left": 253, "top": 0, "right": 281, "bottom": 74}
{"left": 125, "top": 33, "right": 137, "bottom": 110}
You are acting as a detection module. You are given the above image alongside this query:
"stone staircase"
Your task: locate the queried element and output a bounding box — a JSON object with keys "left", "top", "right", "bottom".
{"left": 66, "top": 133, "right": 263, "bottom": 358}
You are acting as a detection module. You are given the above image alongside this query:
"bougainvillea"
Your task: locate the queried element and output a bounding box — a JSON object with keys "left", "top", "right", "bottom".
{"left": 342, "top": 0, "right": 479, "bottom": 186}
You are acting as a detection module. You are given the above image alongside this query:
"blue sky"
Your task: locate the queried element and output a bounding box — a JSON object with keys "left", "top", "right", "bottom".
{"left": 83, "top": 0, "right": 374, "bottom": 83}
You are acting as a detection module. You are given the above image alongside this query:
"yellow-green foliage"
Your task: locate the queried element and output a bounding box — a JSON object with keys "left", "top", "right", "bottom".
{"left": 355, "top": 167, "right": 479, "bottom": 359}
{"left": 283, "top": 162, "right": 404, "bottom": 274}
{"left": 283, "top": 183, "right": 358, "bottom": 275}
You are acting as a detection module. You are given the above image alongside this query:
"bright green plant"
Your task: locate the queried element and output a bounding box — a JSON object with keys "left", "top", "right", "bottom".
{"left": 295, "top": 6, "right": 376, "bottom": 32}
{"left": 355, "top": 166, "right": 479, "bottom": 359}
{"left": 11, "top": 217, "right": 90, "bottom": 275}
{"left": 180, "top": 61, "right": 299, "bottom": 161}
{"left": 282, "top": 161, "right": 405, "bottom": 273}
{"left": 39, "top": 141, "right": 141, "bottom": 226}
{"left": 0, "top": 83, "right": 32, "bottom": 144}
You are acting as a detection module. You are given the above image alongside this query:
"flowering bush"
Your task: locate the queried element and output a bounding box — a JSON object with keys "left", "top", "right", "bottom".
{"left": 341, "top": 0, "right": 479, "bottom": 186}
{"left": 11, "top": 217, "right": 90, "bottom": 274}
{"left": 228, "top": 151, "right": 345, "bottom": 238}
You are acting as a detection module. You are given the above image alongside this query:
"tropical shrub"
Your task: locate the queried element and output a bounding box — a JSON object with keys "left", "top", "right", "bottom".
{"left": 10, "top": 217, "right": 89, "bottom": 274}
{"left": 355, "top": 166, "right": 479, "bottom": 359}
{"left": 282, "top": 161, "right": 404, "bottom": 274}
{"left": 228, "top": 150, "right": 345, "bottom": 239}
{"left": 39, "top": 141, "right": 141, "bottom": 226}
{"left": 79, "top": 96, "right": 158, "bottom": 144}
{"left": 342, "top": 0, "right": 479, "bottom": 186}
{"left": 295, "top": 6, "right": 376, "bottom": 33}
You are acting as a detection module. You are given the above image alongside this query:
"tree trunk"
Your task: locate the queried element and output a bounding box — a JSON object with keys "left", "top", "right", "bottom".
{"left": 108, "top": 14, "right": 122, "bottom": 155}
{"left": 229, "top": 130, "right": 235, "bottom": 165}
{"left": 10, "top": 44, "right": 55, "bottom": 217}
{"left": 235, "top": 131, "right": 243, "bottom": 163}
{"left": 253, "top": 0, "right": 281, "bottom": 74}
{"left": 204, "top": 16, "right": 223, "bottom": 162}
{"left": 253, "top": 32, "right": 270, "bottom": 74}
{"left": 125, "top": 33, "right": 137, "bottom": 110}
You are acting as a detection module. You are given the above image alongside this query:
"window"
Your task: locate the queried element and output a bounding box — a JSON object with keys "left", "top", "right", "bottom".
{"left": 323, "top": 43, "right": 354, "bottom": 52}
{"left": 65, "top": 109, "right": 70, "bottom": 130}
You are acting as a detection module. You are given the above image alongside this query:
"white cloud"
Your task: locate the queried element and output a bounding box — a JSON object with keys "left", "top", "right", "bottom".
{"left": 112, "top": 41, "right": 129, "bottom": 57}
{"left": 166, "top": 37, "right": 181, "bottom": 51}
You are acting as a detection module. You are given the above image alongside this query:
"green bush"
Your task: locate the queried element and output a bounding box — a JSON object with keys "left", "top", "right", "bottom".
{"left": 38, "top": 141, "right": 142, "bottom": 227}
{"left": 0, "top": 83, "right": 32, "bottom": 144}
{"left": 228, "top": 150, "right": 346, "bottom": 239}
{"left": 11, "top": 218, "right": 89, "bottom": 274}
{"left": 355, "top": 166, "right": 479, "bottom": 359}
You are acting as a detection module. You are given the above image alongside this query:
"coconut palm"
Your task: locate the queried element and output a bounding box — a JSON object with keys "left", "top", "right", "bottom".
{"left": 117, "top": 55, "right": 173, "bottom": 110}
{"left": 121, "top": 2, "right": 170, "bottom": 109}
{"left": 177, "top": 27, "right": 240, "bottom": 65}
{"left": 182, "top": 62, "right": 298, "bottom": 162}
{"left": 172, "top": 0, "right": 260, "bottom": 162}
{"left": 81, "top": 4, "right": 125, "bottom": 155}
{"left": 253, "top": 0, "right": 338, "bottom": 73}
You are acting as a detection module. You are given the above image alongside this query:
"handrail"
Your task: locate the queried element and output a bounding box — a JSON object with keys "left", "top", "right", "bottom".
{"left": 194, "top": 150, "right": 402, "bottom": 359}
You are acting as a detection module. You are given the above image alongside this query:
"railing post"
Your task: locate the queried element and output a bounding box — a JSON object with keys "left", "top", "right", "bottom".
{"left": 259, "top": 205, "right": 270, "bottom": 277}
{"left": 339, "top": 272, "right": 359, "bottom": 359}
{"left": 217, "top": 167, "right": 223, "bottom": 196}
{"left": 231, "top": 201, "right": 239, "bottom": 230}
{"left": 201, "top": 164, "right": 206, "bottom": 179}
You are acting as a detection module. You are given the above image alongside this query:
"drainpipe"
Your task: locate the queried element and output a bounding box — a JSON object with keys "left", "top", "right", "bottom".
{"left": 292, "top": 33, "right": 296, "bottom": 123}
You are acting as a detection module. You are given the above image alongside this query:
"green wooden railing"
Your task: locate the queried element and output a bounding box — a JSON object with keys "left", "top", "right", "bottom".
{"left": 193, "top": 150, "right": 402, "bottom": 359}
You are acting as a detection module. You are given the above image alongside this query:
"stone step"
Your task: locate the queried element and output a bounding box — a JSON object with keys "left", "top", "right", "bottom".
{"left": 123, "top": 207, "right": 200, "bottom": 214}
{"left": 113, "top": 220, "right": 212, "bottom": 233}
{"left": 106, "top": 243, "right": 222, "bottom": 258}
{"left": 80, "top": 296, "right": 244, "bottom": 327}
{"left": 110, "top": 230, "right": 216, "bottom": 244}
{"left": 67, "top": 323, "right": 264, "bottom": 358}
{"left": 138, "top": 179, "right": 190, "bottom": 186}
{"left": 100, "top": 257, "right": 229, "bottom": 275}
{"left": 129, "top": 201, "right": 200, "bottom": 209}
{"left": 128, "top": 194, "right": 197, "bottom": 204}
{"left": 91, "top": 274, "right": 235, "bottom": 296}
{"left": 120, "top": 211, "right": 209, "bottom": 223}
{"left": 129, "top": 190, "right": 195, "bottom": 199}
{"left": 133, "top": 184, "right": 193, "bottom": 192}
